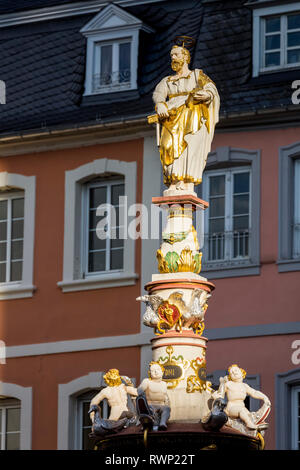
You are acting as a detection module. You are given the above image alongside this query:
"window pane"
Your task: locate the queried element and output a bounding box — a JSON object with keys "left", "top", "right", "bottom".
{"left": 208, "top": 235, "right": 225, "bottom": 261}
{"left": 0, "top": 222, "right": 7, "bottom": 241}
{"left": 89, "top": 210, "right": 103, "bottom": 230}
{"left": 288, "top": 31, "right": 300, "bottom": 47}
{"left": 233, "top": 194, "right": 249, "bottom": 215}
{"left": 210, "top": 197, "right": 225, "bottom": 218}
{"left": 0, "top": 242, "right": 6, "bottom": 262}
{"left": 288, "top": 13, "right": 300, "bottom": 30}
{"left": 209, "top": 218, "right": 225, "bottom": 233}
{"left": 293, "top": 160, "right": 300, "bottom": 258}
{"left": 209, "top": 175, "right": 225, "bottom": 196}
{"left": 233, "top": 215, "right": 249, "bottom": 230}
{"left": 111, "top": 184, "right": 125, "bottom": 207}
{"left": 288, "top": 48, "right": 300, "bottom": 64}
{"left": 234, "top": 173, "right": 249, "bottom": 194}
{"left": 11, "top": 220, "right": 24, "bottom": 240}
{"left": 100, "top": 44, "right": 112, "bottom": 84}
{"left": 265, "top": 16, "right": 281, "bottom": 33}
{"left": 82, "top": 427, "right": 94, "bottom": 450}
{"left": 0, "top": 201, "right": 7, "bottom": 221}
{"left": 110, "top": 248, "right": 123, "bottom": 270}
{"left": 119, "top": 42, "right": 131, "bottom": 82}
{"left": 6, "top": 408, "right": 20, "bottom": 432}
{"left": 265, "top": 34, "right": 280, "bottom": 50}
{"left": 0, "top": 263, "right": 6, "bottom": 282}
{"left": 88, "top": 251, "right": 106, "bottom": 272}
{"left": 83, "top": 402, "right": 91, "bottom": 427}
{"left": 89, "top": 187, "right": 107, "bottom": 209}
{"left": 89, "top": 231, "right": 106, "bottom": 251}
{"left": 12, "top": 198, "right": 24, "bottom": 219}
{"left": 111, "top": 236, "right": 124, "bottom": 249}
{"left": 265, "top": 51, "right": 280, "bottom": 67}
{"left": 11, "top": 240, "right": 23, "bottom": 261}
{"left": 233, "top": 231, "right": 249, "bottom": 258}
{"left": 10, "top": 261, "right": 22, "bottom": 281}
{"left": 6, "top": 433, "right": 20, "bottom": 451}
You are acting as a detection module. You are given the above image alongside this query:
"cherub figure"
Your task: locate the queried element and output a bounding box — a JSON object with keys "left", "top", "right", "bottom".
{"left": 89, "top": 369, "right": 137, "bottom": 422}
{"left": 212, "top": 364, "right": 271, "bottom": 431}
{"left": 136, "top": 362, "right": 171, "bottom": 431}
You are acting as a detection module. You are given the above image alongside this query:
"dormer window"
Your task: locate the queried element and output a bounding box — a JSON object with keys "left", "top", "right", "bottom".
{"left": 81, "top": 4, "right": 153, "bottom": 95}
{"left": 93, "top": 39, "right": 131, "bottom": 93}
{"left": 252, "top": 3, "right": 300, "bottom": 76}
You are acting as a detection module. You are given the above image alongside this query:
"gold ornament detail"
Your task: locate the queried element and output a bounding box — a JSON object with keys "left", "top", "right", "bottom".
{"left": 168, "top": 207, "right": 193, "bottom": 219}
{"left": 186, "top": 358, "right": 212, "bottom": 394}
{"left": 157, "top": 345, "right": 189, "bottom": 389}
{"left": 193, "top": 321, "right": 205, "bottom": 336}
{"left": 156, "top": 301, "right": 182, "bottom": 335}
{"left": 162, "top": 230, "right": 189, "bottom": 245}
{"left": 156, "top": 248, "right": 202, "bottom": 274}
{"left": 257, "top": 432, "right": 265, "bottom": 451}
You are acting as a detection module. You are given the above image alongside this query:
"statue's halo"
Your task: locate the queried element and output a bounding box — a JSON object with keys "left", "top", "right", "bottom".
{"left": 173, "top": 35, "right": 195, "bottom": 50}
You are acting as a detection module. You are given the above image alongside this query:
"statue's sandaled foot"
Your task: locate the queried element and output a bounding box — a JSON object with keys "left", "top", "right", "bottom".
{"left": 175, "top": 181, "right": 185, "bottom": 190}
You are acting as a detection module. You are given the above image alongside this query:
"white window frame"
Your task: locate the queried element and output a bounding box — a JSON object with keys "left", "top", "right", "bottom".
{"left": 58, "top": 158, "right": 137, "bottom": 293}
{"left": 202, "top": 167, "right": 251, "bottom": 264}
{"left": 0, "top": 173, "right": 35, "bottom": 300}
{"left": 92, "top": 38, "right": 133, "bottom": 94}
{"left": 0, "top": 191, "right": 24, "bottom": 285}
{"left": 278, "top": 141, "right": 300, "bottom": 272}
{"left": 0, "top": 402, "right": 21, "bottom": 450}
{"left": 291, "top": 385, "right": 300, "bottom": 450}
{"left": 57, "top": 372, "right": 105, "bottom": 450}
{"left": 293, "top": 159, "right": 300, "bottom": 259}
{"left": 0, "top": 382, "right": 32, "bottom": 450}
{"left": 76, "top": 390, "right": 109, "bottom": 450}
{"left": 82, "top": 178, "right": 125, "bottom": 277}
{"left": 81, "top": 4, "right": 153, "bottom": 96}
{"left": 199, "top": 146, "right": 260, "bottom": 279}
{"left": 253, "top": 3, "right": 300, "bottom": 76}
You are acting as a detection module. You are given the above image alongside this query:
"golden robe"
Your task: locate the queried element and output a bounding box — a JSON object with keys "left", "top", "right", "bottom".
{"left": 153, "top": 69, "right": 220, "bottom": 185}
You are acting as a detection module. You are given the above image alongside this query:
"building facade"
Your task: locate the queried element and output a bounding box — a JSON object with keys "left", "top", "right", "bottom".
{"left": 0, "top": 0, "right": 299, "bottom": 450}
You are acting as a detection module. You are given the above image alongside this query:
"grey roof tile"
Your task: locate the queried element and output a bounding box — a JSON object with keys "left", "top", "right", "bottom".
{"left": 0, "top": 0, "right": 298, "bottom": 136}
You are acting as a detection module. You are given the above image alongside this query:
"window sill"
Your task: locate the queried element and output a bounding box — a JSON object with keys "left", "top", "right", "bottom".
{"left": 201, "top": 263, "right": 260, "bottom": 279}
{"left": 277, "top": 259, "right": 300, "bottom": 273}
{"left": 57, "top": 272, "right": 138, "bottom": 293}
{"left": 0, "top": 283, "right": 36, "bottom": 300}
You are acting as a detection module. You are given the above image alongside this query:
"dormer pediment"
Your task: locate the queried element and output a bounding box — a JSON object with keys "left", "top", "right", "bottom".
{"left": 80, "top": 4, "right": 153, "bottom": 36}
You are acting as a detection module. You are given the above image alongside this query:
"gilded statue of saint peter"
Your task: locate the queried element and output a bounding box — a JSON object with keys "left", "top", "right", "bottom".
{"left": 151, "top": 40, "right": 220, "bottom": 194}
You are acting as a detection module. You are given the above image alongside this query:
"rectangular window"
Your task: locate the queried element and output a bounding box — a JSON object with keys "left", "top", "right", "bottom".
{"left": 291, "top": 385, "right": 300, "bottom": 450}
{"left": 93, "top": 40, "right": 131, "bottom": 93}
{"left": 0, "top": 406, "right": 21, "bottom": 450}
{"left": 203, "top": 168, "right": 251, "bottom": 263}
{"left": 77, "top": 391, "right": 109, "bottom": 450}
{"left": 0, "top": 193, "right": 24, "bottom": 284}
{"left": 261, "top": 12, "right": 300, "bottom": 71}
{"left": 83, "top": 179, "right": 125, "bottom": 276}
{"left": 293, "top": 159, "right": 300, "bottom": 259}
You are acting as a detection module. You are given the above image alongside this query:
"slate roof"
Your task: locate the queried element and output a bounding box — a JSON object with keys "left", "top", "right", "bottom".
{"left": 0, "top": 0, "right": 299, "bottom": 137}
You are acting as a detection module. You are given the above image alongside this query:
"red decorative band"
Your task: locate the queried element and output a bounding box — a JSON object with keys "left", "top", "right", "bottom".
{"left": 146, "top": 282, "right": 215, "bottom": 293}
{"left": 152, "top": 342, "right": 207, "bottom": 350}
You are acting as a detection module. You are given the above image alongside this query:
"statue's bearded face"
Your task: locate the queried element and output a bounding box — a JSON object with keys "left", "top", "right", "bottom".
{"left": 170, "top": 47, "right": 186, "bottom": 71}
